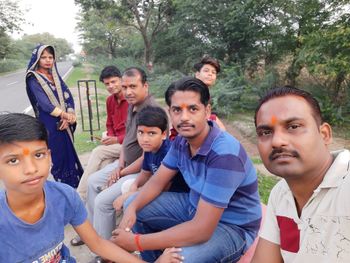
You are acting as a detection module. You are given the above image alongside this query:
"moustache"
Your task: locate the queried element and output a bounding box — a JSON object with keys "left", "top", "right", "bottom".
{"left": 269, "top": 148, "right": 300, "bottom": 161}
{"left": 176, "top": 123, "right": 195, "bottom": 129}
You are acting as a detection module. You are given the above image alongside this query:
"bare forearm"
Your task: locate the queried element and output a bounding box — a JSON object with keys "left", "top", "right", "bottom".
{"left": 128, "top": 176, "right": 164, "bottom": 212}
{"left": 134, "top": 171, "right": 151, "bottom": 187}
{"left": 120, "top": 156, "right": 143, "bottom": 177}
{"left": 118, "top": 146, "right": 125, "bottom": 168}
{"left": 138, "top": 220, "right": 210, "bottom": 250}
{"left": 91, "top": 237, "right": 144, "bottom": 263}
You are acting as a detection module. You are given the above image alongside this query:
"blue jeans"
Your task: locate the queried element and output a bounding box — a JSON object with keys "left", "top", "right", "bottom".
{"left": 126, "top": 192, "right": 246, "bottom": 263}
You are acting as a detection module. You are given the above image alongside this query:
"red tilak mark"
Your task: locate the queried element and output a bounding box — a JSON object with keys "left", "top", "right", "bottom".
{"left": 22, "top": 148, "right": 30, "bottom": 156}
{"left": 180, "top": 104, "right": 188, "bottom": 109}
{"left": 271, "top": 115, "right": 277, "bottom": 126}
{"left": 141, "top": 127, "right": 152, "bottom": 133}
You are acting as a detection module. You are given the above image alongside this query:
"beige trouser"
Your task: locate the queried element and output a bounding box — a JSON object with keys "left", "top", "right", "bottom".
{"left": 77, "top": 143, "right": 122, "bottom": 201}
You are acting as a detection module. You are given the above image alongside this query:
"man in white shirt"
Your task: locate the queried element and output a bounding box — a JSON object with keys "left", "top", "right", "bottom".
{"left": 252, "top": 86, "right": 350, "bottom": 263}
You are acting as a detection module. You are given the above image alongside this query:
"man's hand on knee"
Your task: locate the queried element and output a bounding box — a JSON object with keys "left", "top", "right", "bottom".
{"left": 106, "top": 167, "right": 122, "bottom": 187}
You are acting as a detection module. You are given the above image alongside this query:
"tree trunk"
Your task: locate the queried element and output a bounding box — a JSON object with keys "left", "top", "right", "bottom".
{"left": 331, "top": 71, "right": 346, "bottom": 103}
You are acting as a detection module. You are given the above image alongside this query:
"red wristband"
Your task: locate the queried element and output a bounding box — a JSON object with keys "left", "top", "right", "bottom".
{"left": 134, "top": 233, "right": 144, "bottom": 252}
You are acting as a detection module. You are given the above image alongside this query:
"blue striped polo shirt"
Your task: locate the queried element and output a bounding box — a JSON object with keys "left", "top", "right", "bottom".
{"left": 162, "top": 122, "right": 262, "bottom": 246}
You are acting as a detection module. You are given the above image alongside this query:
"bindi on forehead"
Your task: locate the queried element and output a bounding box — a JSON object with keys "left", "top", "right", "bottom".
{"left": 270, "top": 115, "right": 278, "bottom": 126}
{"left": 139, "top": 127, "right": 153, "bottom": 133}
{"left": 180, "top": 103, "right": 188, "bottom": 109}
{"left": 22, "top": 148, "right": 30, "bottom": 156}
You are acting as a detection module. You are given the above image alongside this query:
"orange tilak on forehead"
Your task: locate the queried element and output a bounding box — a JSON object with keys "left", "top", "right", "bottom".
{"left": 180, "top": 103, "right": 188, "bottom": 109}
{"left": 270, "top": 115, "right": 278, "bottom": 126}
{"left": 22, "top": 148, "right": 30, "bottom": 156}
{"left": 141, "top": 127, "right": 152, "bottom": 133}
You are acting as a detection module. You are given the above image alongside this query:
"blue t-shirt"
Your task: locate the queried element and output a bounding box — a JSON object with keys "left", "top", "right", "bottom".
{"left": 0, "top": 181, "right": 87, "bottom": 263}
{"left": 162, "top": 121, "right": 262, "bottom": 247}
{"left": 142, "top": 139, "right": 188, "bottom": 192}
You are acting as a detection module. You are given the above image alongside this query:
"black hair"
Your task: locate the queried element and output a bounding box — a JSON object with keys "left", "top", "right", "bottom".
{"left": 136, "top": 106, "right": 168, "bottom": 133}
{"left": 123, "top": 67, "right": 147, "bottom": 84}
{"left": 254, "top": 86, "right": 323, "bottom": 127}
{"left": 165, "top": 77, "right": 210, "bottom": 107}
{"left": 0, "top": 113, "right": 48, "bottom": 146}
{"left": 99, "top": 65, "right": 122, "bottom": 82}
{"left": 44, "top": 46, "right": 55, "bottom": 55}
{"left": 193, "top": 56, "right": 221, "bottom": 74}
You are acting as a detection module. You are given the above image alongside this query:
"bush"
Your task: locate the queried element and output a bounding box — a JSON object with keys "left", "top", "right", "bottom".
{"left": 211, "top": 66, "right": 256, "bottom": 116}
{"left": 149, "top": 70, "right": 185, "bottom": 98}
{"left": 72, "top": 59, "right": 82, "bottom": 67}
{"left": 87, "top": 55, "right": 142, "bottom": 75}
{"left": 0, "top": 59, "right": 26, "bottom": 73}
{"left": 251, "top": 69, "right": 280, "bottom": 99}
{"left": 317, "top": 96, "right": 346, "bottom": 126}
{"left": 308, "top": 85, "right": 348, "bottom": 126}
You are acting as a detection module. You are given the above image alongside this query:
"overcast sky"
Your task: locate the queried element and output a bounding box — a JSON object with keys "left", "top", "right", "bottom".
{"left": 13, "top": 0, "right": 81, "bottom": 52}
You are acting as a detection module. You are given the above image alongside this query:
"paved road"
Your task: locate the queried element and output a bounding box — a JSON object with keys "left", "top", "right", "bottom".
{"left": 0, "top": 61, "right": 73, "bottom": 113}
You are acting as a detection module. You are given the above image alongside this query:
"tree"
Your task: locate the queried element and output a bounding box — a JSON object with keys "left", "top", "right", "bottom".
{"left": 153, "top": 0, "right": 272, "bottom": 71}
{"left": 260, "top": 0, "right": 349, "bottom": 86}
{"left": 77, "top": 8, "right": 135, "bottom": 58}
{"left": 75, "top": 0, "right": 174, "bottom": 66}
{"left": 302, "top": 17, "right": 350, "bottom": 103}
{"left": 0, "top": 0, "right": 24, "bottom": 33}
{"left": 14, "top": 33, "right": 74, "bottom": 61}
{"left": 0, "top": 0, "right": 24, "bottom": 59}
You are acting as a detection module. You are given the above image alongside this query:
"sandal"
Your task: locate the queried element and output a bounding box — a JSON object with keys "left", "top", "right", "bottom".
{"left": 70, "top": 235, "right": 84, "bottom": 246}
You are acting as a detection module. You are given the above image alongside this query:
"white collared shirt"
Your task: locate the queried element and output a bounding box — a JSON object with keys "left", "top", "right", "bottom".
{"left": 260, "top": 150, "right": 350, "bottom": 263}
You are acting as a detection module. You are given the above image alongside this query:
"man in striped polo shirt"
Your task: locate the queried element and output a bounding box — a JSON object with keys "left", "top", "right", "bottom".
{"left": 113, "top": 77, "right": 262, "bottom": 263}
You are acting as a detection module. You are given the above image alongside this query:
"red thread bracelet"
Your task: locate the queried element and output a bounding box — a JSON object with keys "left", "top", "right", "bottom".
{"left": 135, "top": 234, "right": 144, "bottom": 252}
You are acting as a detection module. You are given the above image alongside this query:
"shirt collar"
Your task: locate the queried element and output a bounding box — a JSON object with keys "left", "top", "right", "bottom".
{"left": 113, "top": 94, "right": 126, "bottom": 105}
{"left": 318, "top": 149, "right": 350, "bottom": 189}
{"left": 131, "top": 94, "right": 153, "bottom": 113}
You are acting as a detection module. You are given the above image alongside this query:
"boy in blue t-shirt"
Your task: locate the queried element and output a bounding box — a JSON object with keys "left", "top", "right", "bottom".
{"left": 113, "top": 106, "right": 188, "bottom": 211}
{"left": 0, "top": 113, "right": 182, "bottom": 263}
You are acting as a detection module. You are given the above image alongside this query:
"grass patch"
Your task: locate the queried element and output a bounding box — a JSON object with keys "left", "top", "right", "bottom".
{"left": 65, "top": 66, "right": 85, "bottom": 87}
{"left": 258, "top": 173, "right": 279, "bottom": 204}
{"left": 74, "top": 132, "right": 101, "bottom": 154}
{"left": 251, "top": 157, "right": 263, "bottom": 164}
{"left": 66, "top": 64, "right": 108, "bottom": 153}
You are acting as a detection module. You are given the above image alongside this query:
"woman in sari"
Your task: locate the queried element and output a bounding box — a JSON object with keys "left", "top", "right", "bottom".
{"left": 26, "top": 44, "right": 83, "bottom": 188}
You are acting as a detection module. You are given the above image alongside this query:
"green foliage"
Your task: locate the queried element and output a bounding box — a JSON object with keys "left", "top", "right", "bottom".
{"left": 301, "top": 21, "right": 350, "bottom": 105}
{"left": 87, "top": 55, "right": 142, "bottom": 76}
{"left": 72, "top": 60, "right": 82, "bottom": 68}
{"left": 76, "top": 8, "right": 137, "bottom": 58}
{"left": 5, "top": 33, "right": 74, "bottom": 64}
{"left": 0, "top": 31, "right": 13, "bottom": 60}
{"left": 0, "top": 58, "right": 26, "bottom": 73}
{"left": 76, "top": 0, "right": 174, "bottom": 65}
{"left": 65, "top": 66, "right": 86, "bottom": 87}
{"left": 318, "top": 97, "right": 345, "bottom": 126}
{"left": 153, "top": 0, "right": 266, "bottom": 69}
{"left": 211, "top": 66, "right": 255, "bottom": 116}
{"left": 74, "top": 1, "right": 350, "bottom": 129}
{"left": 251, "top": 69, "right": 280, "bottom": 99}
{"left": 148, "top": 70, "right": 184, "bottom": 98}
{"left": 0, "top": 0, "right": 24, "bottom": 33}
{"left": 20, "top": 33, "right": 74, "bottom": 60}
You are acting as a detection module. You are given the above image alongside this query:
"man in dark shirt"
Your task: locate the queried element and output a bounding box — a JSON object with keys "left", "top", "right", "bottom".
{"left": 84, "top": 67, "right": 158, "bottom": 262}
